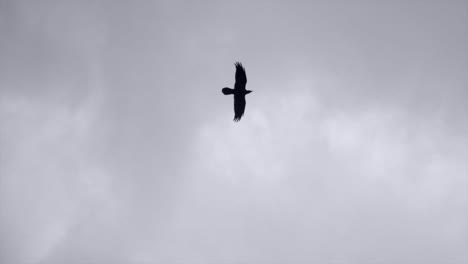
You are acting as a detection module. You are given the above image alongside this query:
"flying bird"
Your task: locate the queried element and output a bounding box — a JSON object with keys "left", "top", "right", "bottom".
{"left": 222, "top": 62, "right": 252, "bottom": 122}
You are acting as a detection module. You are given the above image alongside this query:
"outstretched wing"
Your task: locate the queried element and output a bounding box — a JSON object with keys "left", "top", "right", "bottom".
{"left": 234, "top": 62, "right": 247, "bottom": 91}
{"left": 233, "top": 94, "right": 246, "bottom": 122}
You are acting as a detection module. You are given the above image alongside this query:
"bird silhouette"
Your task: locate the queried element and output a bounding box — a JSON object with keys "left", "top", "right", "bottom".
{"left": 222, "top": 62, "right": 252, "bottom": 122}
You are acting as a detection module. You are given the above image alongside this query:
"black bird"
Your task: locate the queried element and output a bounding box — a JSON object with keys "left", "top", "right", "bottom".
{"left": 222, "top": 62, "right": 252, "bottom": 122}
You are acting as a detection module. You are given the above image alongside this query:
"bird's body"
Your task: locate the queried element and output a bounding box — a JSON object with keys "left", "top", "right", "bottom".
{"left": 222, "top": 62, "right": 252, "bottom": 122}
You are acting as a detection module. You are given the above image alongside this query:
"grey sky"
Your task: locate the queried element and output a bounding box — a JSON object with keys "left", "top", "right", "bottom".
{"left": 1, "top": 1, "right": 467, "bottom": 263}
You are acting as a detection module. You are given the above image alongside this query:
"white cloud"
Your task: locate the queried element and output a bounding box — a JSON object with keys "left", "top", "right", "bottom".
{"left": 155, "top": 86, "right": 468, "bottom": 263}
{"left": 0, "top": 91, "right": 114, "bottom": 263}
{"left": 1, "top": 1, "right": 467, "bottom": 263}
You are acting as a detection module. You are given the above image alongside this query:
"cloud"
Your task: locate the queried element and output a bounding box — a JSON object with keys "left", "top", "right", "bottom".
{"left": 1, "top": 1, "right": 467, "bottom": 263}
{"left": 3, "top": 78, "right": 461, "bottom": 264}
{"left": 152, "top": 85, "right": 468, "bottom": 263}
{"left": 0, "top": 90, "right": 112, "bottom": 263}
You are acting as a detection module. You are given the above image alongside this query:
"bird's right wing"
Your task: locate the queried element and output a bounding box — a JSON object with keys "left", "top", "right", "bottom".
{"left": 234, "top": 62, "right": 247, "bottom": 89}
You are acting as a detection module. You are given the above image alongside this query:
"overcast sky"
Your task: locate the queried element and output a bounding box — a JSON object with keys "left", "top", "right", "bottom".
{"left": 1, "top": 1, "right": 467, "bottom": 263}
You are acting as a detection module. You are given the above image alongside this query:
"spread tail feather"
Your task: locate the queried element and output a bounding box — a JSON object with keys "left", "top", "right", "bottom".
{"left": 222, "top": 87, "right": 234, "bottom": 95}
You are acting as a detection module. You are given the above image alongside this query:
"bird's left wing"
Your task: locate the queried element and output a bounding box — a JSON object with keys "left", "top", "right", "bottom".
{"left": 233, "top": 95, "right": 246, "bottom": 122}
